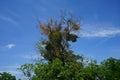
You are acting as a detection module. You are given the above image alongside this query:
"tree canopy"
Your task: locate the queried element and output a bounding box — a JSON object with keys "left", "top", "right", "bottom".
{"left": 34, "top": 14, "right": 84, "bottom": 80}
{"left": 37, "top": 15, "right": 81, "bottom": 65}
{"left": 18, "top": 14, "right": 120, "bottom": 80}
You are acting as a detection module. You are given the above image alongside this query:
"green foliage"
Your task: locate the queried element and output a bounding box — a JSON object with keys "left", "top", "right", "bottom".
{"left": 69, "top": 34, "right": 78, "bottom": 42}
{"left": 0, "top": 72, "right": 16, "bottom": 80}
{"left": 100, "top": 57, "right": 120, "bottom": 80}
{"left": 18, "top": 14, "right": 120, "bottom": 80}
{"left": 81, "top": 57, "right": 120, "bottom": 80}
{"left": 34, "top": 58, "right": 83, "bottom": 80}
{"left": 38, "top": 15, "right": 80, "bottom": 63}
{"left": 19, "top": 57, "right": 120, "bottom": 80}
{"left": 18, "top": 64, "right": 35, "bottom": 80}
{"left": 19, "top": 14, "right": 83, "bottom": 79}
{"left": 82, "top": 60, "right": 100, "bottom": 80}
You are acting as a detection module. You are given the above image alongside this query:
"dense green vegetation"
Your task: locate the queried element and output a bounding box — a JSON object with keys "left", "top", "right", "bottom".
{"left": 1, "top": 57, "right": 120, "bottom": 80}
{"left": 1, "top": 15, "right": 120, "bottom": 80}
{"left": 0, "top": 72, "right": 16, "bottom": 80}
{"left": 18, "top": 57, "right": 120, "bottom": 80}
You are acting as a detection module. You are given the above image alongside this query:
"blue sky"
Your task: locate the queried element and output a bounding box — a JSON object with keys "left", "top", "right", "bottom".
{"left": 0, "top": 0, "right": 120, "bottom": 79}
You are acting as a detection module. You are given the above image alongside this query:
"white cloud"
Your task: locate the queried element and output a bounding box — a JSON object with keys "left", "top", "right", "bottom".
{"left": 6, "top": 44, "right": 16, "bottom": 49}
{"left": 0, "top": 15, "right": 17, "bottom": 25}
{"left": 0, "top": 70, "right": 21, "bottom": 75}
{"left": 23, "top": 55, "right": 35, "bottom": 59}
{"left": 80, "top": 26, "right": 120, "bottom": 38}
{"left": 8, "top": 71, "right": 21, "bottom": 75}
{"left": 1, "top": 65, "right": 20, "bottom": 69}
{"left": 22, "top": 54, "right": 44, "bottom": 60}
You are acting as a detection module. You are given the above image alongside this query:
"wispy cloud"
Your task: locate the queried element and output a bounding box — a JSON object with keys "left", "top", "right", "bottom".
{"left": 0, "top": 15, "right": 17, "bottom": 25}
{"left": 22, "top": 55, "right": 36, "bottom": 59}
{"left": 22, "top": 54, "right": 44, "bottom": 61}
{"left": 7, "top": 10, "right": 20, "bottom": 19}
{"left": 0, "top": 70, "right": 21, "bottom": 75}
{"left": 0, "top": 65, "right": 21, "bottom": 75}
{"left": 80, "top": 26, "right": 120, "bottom": 38}
{"left": 5, "top": 44, "right": 16, "bottom": 49}
{"left": 0, "top": 65, "right": 20, "bottom": 69}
